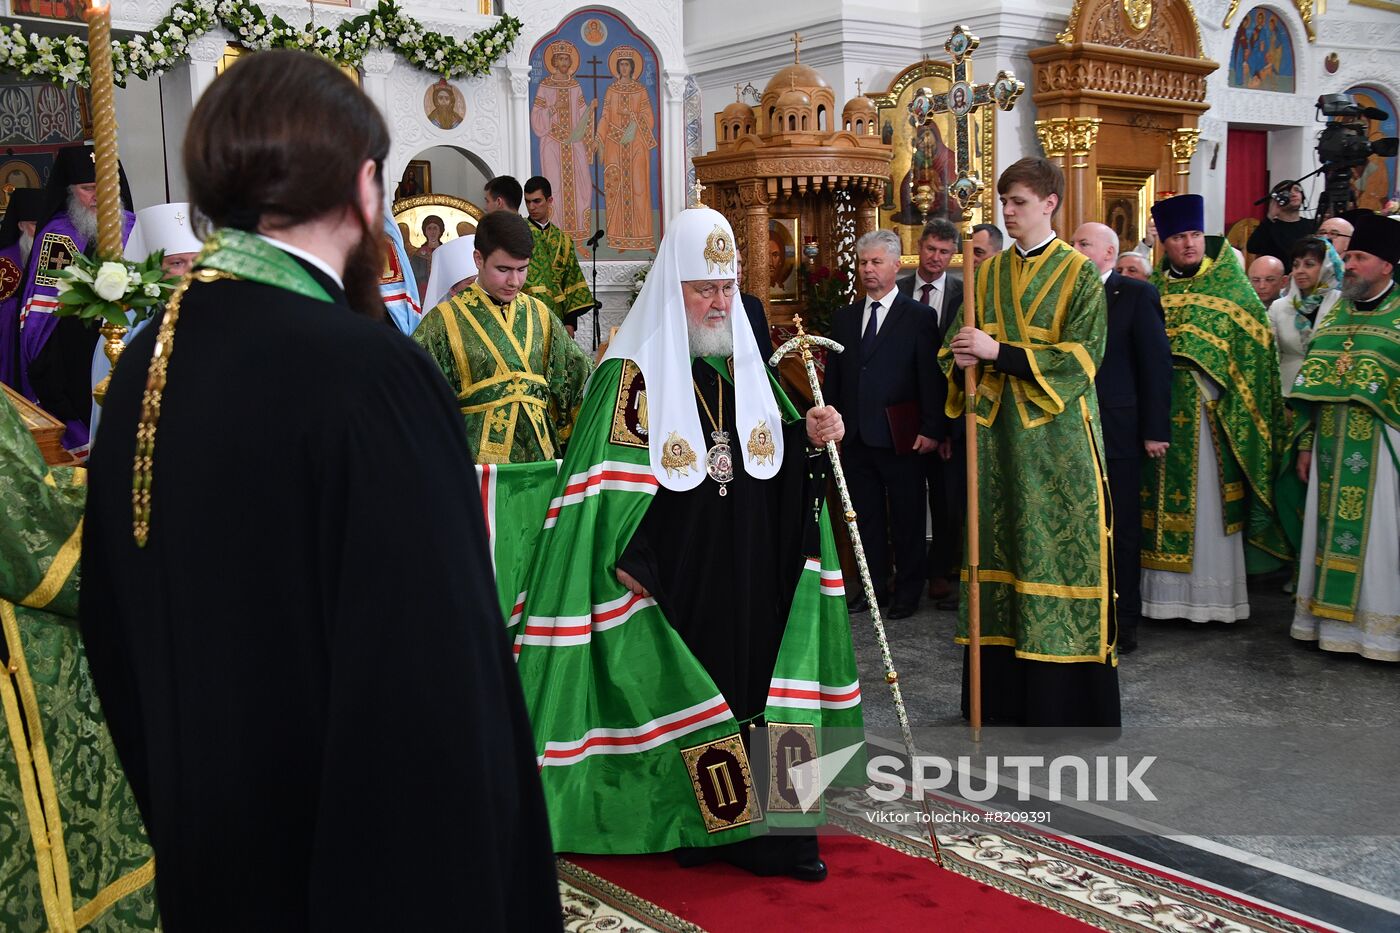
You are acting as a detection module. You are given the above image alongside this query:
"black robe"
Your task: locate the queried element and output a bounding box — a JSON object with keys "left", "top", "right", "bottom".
{"left": 618, "top": 360, "right": 824, "bottom": 722}
{"left": 617, "top": 361, "right": 827, "bottom": 875}
{"left": 80, "top": 256, "right": 562, "bottom": 931}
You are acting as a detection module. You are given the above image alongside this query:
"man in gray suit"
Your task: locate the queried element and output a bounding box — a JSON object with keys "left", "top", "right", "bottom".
{"left": 897, "top": 217, "right": 964, "bottom": 606}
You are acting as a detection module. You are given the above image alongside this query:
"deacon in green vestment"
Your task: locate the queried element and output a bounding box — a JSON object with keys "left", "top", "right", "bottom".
{"left": 524, "top": 176, "right": 595, "bottom": 330}
{"left": 0, "top": 393, "right": 159, "bottom": 930}
{"left": 414, "top": 210, "right": 593, "bottom": 464}
{"left": 945, "top": 158, "right": 1119, "bottom": 728}
{"left": 1141, "top": 194, "right": 1289, "bottom": 625}
{"left": 1281, "top": 213, "right": 1400, "bottom": 662}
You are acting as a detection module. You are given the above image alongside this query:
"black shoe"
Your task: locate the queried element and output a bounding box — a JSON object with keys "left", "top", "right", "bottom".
{"left": 886, "top": 602, "right": 917, "bottom": 620}
{"left": 936, "top": 596, "right": 960, "bottom": 611}
{"left": 847, "top": 595, "right": 869, "bottom": 614}
{"left": 1118, "top": 638, "right": 1138, "bottom": 654}
{"left": 788, "top": 857, "right": 828, "bottom": 882}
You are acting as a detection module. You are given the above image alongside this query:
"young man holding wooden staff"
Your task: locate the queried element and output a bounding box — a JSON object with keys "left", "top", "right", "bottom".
{"left": 944, "top": 157, "right": 1121, "bottom": 729}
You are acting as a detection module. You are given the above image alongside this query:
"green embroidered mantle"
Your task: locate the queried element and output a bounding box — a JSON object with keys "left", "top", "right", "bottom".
{"left": 1145, "top": 236, "right": 1290, "bottom": 572}
{"left": 0, "top": 394, "right": 158, "bottom": 930}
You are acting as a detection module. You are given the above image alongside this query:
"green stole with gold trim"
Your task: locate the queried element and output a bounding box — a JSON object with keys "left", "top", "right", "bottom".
{"left": 526, "top": 221, "right": 594, "bottom": 320}
{"left": 1145, "top": 236, "right": 1290, "bottom": 573}
{"left": 414, "top": 283, "right": 559, "bottom": 463}
{"left": 196, "top": 228, "right": 334, "bottom": 302}
{"left": 1282, "top": 286, "right": 1400, "bottom": 621}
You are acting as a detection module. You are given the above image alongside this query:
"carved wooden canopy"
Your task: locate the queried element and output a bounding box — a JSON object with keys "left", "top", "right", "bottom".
{"left": 1030, "top": 0, "right": 1218, "bottom": 115}
{"left": 1028, "top": 0, "right": 1220, "bottom": 235}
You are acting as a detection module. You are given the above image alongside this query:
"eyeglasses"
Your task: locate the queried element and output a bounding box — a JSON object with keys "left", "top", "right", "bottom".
{"left": 689, "top": 282, "right": 737, "bottom": 299}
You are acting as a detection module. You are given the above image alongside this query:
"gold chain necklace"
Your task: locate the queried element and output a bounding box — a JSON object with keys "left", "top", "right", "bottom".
{"left": 693, "top": 376, "right": 734, "bottom": 496}
{"left": 132, "top": 268, "right": 234, "bottom": 546}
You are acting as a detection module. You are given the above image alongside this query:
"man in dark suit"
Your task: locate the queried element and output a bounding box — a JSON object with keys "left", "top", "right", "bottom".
{"left": 824, "top": 229, "right": 941, "bottom": 618}
{"left": 737, "top": 251, "right": 775, "bottom": 361}
{"left": 897, "top": 217, "right": 964, "bottom": 604}
{"left": 1070, "top": 222, "right": 1173, "bottom": 653}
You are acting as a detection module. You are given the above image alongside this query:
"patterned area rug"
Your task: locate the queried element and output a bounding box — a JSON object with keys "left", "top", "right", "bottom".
{"left": 824, "top": 787, "right": 1333, "bottom": 933}
{"left": 559, "top": 859, "right": 704, "bottom": 933}
{"left": 556, "top": 788, "right": 1335, "bottom": 933}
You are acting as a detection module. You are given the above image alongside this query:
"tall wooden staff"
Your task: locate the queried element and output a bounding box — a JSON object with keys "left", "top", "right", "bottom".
{"left": 909, "top": 27, "right": 1023, "bottom": 741}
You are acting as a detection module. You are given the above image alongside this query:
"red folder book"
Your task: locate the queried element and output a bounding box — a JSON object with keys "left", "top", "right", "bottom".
{"left": 885, "top": 400, "right": 920, "bottom": 455}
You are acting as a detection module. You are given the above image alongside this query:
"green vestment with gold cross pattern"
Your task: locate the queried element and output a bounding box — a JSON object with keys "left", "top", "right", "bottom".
{"left": 526, "top": 220, "right": 595, "bottom": 322}
{"left": 0, "top": 392, "right": 159, "bottom": 931}
{"left": 941, "top": 239, "right": 1115, "bottom": 662}
{"left": 413, "top": 282, "right": 593, "bottom": 464}
{"left": 1145, "top": 236, "right": 1290, "bottom": 574}
{"left": 1278, "top": 285, "right": 1400, "bottom": 624}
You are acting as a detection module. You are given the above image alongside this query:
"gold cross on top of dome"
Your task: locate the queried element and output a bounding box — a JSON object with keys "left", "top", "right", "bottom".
{"left": 789, "top": 31, "right": 803, "bottom": 63}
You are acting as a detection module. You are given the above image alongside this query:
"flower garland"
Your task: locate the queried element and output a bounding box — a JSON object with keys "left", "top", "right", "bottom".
{"left": 0, "top": 0, "right": 521, "bottom": 86}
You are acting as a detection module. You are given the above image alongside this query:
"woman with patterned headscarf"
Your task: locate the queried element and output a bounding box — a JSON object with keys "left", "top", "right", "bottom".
{"left": 1268, "top": 235, "right": 1344, "bottom": 396}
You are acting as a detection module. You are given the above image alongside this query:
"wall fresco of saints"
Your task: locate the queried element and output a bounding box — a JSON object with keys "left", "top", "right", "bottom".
{"left": 528, "top": 11, "right": 662, "bottom": 258}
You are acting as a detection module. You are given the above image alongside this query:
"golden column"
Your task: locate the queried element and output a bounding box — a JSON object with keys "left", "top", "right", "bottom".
{"left": 737, "top": 179, "right": 771, "bottom": 300}
{"left": 1035, "top": 117, "right": 1071, "bottom": 236}
{"left": 1171, "top": 127, "right": 1202, "bottom": 191}
{"left": 1067, "top": 117, "right": 1102, "bottom": 233}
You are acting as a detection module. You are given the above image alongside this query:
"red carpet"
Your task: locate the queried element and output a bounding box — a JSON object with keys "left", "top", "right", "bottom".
{"left": 568, "top": 830, "right": 1097, "bottom": 931}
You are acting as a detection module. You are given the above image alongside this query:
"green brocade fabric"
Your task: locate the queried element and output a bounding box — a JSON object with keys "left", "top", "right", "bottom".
{"left": 1278, "top": 288, "right": 1400, "bottom": 621}
{"left": 1145, "top": 236, "right": 1290, "bottom": 573}
{"left": 0, "top": 395, "right": 158, "bottom": 930}
{"left": 1290, "top": 286, "right": 1400, "bottom": 429}
{"left": 526, "top": 221, "right": 595, "bottom": 319}
{"left": 940, "top": 240, "right": 1114, "bottom": 662}
{"left": 196, "top": 227, "right": 334, "bottom": 302}
{"left": 514, "top": 358, "right": 864, "bottom": 853}
{"left": 413, "top": 283, "right": 593, "bottom": 464}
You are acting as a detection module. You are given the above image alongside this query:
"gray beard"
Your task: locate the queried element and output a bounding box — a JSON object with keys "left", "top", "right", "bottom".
{"left": 1340, "top": 275, "right": 1377, "bottom": 301}
{"left": 66, "top": 192, "right": 98, "bottom": 243}
{"left": 18, "top": 231, "right": 32, "bottom": 267}
{"left": 688, "top": 319, "right": 734, "bottom": 358}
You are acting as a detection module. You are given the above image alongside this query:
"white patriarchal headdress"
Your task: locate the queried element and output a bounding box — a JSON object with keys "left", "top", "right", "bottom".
{"left": 122, "top": 202, "right": 202, "bottom": 261}
{"left": 601, "top": 206, "right": 784, "bottom": 491}
{"left": 422, "top": 234, "right": 478, "bottom": 311}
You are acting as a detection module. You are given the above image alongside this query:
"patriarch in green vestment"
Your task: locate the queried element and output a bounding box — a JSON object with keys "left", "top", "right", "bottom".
{"left": 413, "top": 210, "right": 593, "bottom": 464}
{"left": 1141, "top": 194, "right": 1289, "bottom": 625}
{"left": 1281, "top": 212, "right": 1400, "bottom": 662}
{"left": 944, "top": 157, "right": 1120, "bottom": 728}
{"left": 512, "top": 203, "right": 863, "bottom": 880}
{"left": 524, "top": 175, "right": 596, "bottom": 332}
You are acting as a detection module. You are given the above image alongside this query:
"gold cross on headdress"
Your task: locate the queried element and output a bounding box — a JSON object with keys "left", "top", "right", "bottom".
{"left": 690, "top": 178, "right": 706, "bottom": 209}
{"left": 908, "top": 25, "right": 1024, "bottom": 223}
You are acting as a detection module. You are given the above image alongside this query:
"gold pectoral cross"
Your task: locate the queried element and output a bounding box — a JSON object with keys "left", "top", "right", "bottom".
{"left": 1335, "top": 336, "right": 1355, "bottom": 377}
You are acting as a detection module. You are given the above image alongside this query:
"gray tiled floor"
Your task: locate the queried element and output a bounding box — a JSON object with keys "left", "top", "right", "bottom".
{"left": 847, "top": 576, "right": 1400, "bottom": 922}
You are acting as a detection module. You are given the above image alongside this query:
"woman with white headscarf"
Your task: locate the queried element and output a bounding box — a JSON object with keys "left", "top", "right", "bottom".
{"left": 1269, "top": 235, "right": 1343, "bottom": 396}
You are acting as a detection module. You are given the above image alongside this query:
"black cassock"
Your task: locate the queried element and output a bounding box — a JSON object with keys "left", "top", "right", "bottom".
{"left": 81, "top": 257, "right": 561, "bottom": 931}
{"left": 618, "top": 359, "right": 828, "bottom": 874}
